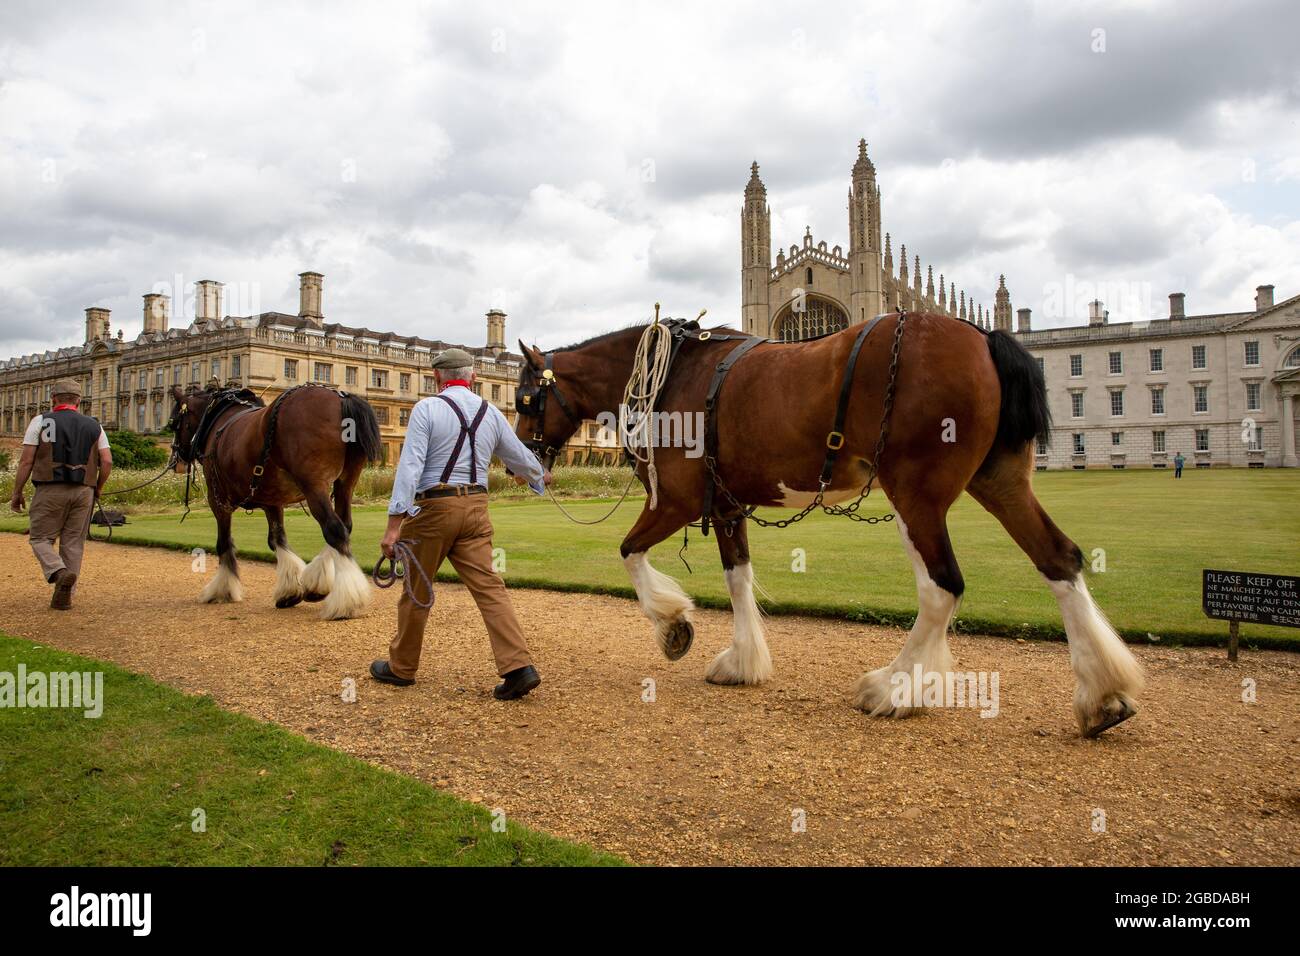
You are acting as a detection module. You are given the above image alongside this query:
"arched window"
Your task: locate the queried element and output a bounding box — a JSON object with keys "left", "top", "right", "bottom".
{"left": 773, "top": 295, "right": 850, "bottom": 343}
{"left": 806, "top": 267, "right": 814, "bottom": 286}
{"left": 1285, "top": 346, "right": 1300, "bottom": 368}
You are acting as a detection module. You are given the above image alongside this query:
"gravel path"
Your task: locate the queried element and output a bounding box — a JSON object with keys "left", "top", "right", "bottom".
{"left": 1, "top": 534, "right": 1296, "bottom": 865}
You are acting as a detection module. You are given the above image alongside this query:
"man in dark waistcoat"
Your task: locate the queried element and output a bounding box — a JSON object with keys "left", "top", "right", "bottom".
{"left": 9, "top": 378, "right": 114, "bottom": 610}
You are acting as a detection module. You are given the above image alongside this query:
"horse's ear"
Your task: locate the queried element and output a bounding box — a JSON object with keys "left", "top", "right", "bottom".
{"left": 170, "top": 385, "right": 185, "bottom": 403}
{"left": 519, "top": 340, "right": 544, "bottom": 370}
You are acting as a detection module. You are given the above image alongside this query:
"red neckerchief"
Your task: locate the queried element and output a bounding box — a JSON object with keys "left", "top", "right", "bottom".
{"left": 52, "top": 404, "right": 80, "bottom": 412}
{"left": 440, "top": 380, "right": 472, "bottom": 390}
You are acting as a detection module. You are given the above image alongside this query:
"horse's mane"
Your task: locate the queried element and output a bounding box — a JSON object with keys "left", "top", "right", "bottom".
{"left": 553, "top": 319, "right": 741, "bottom": 353}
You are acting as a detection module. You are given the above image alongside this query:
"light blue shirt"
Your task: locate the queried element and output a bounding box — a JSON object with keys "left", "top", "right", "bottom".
{"left": 388, "top": 386, "right": 546, "bottom": 516}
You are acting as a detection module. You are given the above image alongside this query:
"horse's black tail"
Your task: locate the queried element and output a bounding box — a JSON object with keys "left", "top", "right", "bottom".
{"left": 985, "top": 328, "right": 1051, "bottom": 453}
{"left": 340, "top": 393, "right": 384, "bottom": 464}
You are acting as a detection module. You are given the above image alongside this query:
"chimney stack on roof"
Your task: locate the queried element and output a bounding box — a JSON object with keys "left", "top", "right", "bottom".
{"left": 1255, "top": 284, "right": 1274, "bottom": 311}
{"left": 195, "top": 279, "right": 223, "bottom": 324}
{"left": 1016, "top": 307, "right": 1032, "bottom": 333}
{"left": 142, "top": 293, "right": 170, "bottom": 334}
{"left": 1169, "top": 292, "right": 1185, "bottom": 319}
{"left": 299, "top": 271, "right": 324, "bottom": 325}
{"left": 1088, "top": 299, "right": 1107, "bottom": 326}
{"left": 85, "top": 307, "right": 111, "bottom": 344}
{"left": 485, "top": 309, "right": 506, "bottom": 355}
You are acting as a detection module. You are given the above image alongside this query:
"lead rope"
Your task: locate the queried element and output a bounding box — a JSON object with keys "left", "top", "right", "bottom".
{"left": 621, "top": 304, "right": 676, "bottom": 509}
{"left": 372, "top": 539, "right": 434, "bottom": 609}
{"left": 545, "top": 470, "right": 639, "bottom": 525}
{"left": 89, "top": 452, "right": 180, "bottom": 542}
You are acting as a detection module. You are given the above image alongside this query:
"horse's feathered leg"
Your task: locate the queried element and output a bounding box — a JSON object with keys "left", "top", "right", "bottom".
{"left": 967, "top": 446, "right": 1142, "bottom": 737}
{"left": 264, "top": 505, "right": 306, "bottom": 608}
{"left": 620, "top": 501, "right": 696, "bottom": 660}
{"left": 851, "top": 509, "right": 960, "bottom": 716}
{"left": 704, "top": 516, "right": 772, "bottom": 685}
{"left": 199, "top": 506, "right": 243, "bottom": 604}
{"left": 303, "top": 486, "right": 371, "bottom": 621}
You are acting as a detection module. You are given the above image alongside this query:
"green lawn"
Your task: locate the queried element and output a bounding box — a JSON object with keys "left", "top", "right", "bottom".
{"left": 0, "top": 634, "right": 621, "bottom": 866}
{"left": 1, "top": 469, "right": 1295, "bottom": 648}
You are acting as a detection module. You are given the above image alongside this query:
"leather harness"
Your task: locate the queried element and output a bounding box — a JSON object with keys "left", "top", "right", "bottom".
{"left": 518, "top": 312, "right": 902, "bottom": 536}
{"left": 698, "top": 313, "right": 889, "bottom": 535}
{"left": 182, "top": 383, "right": 351, "bottom": 512}
{"left": 515, "top": 351, "right": 586, "bottom": 459}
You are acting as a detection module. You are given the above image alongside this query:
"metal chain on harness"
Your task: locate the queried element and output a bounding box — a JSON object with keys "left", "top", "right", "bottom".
{"left": 705, "top": 309, "right": 908, "bottom": 531}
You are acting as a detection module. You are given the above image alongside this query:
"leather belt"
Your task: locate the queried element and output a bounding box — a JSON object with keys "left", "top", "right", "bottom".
{"left": 416, "top": 484, "right": 487, "bottom": 500}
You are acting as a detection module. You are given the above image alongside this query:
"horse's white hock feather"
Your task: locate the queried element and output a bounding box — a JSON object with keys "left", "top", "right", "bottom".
{"left": 853, "top": 517, "right": 956, "bottom": 716}
{"left": 1049, "top": 574, "right": 1144, "bottom": 733}
{"left": 624, "top": 552, "right": 694, "bottom": 653}
{"left": 314, "top": 546, "right": 371, "bottom": 621}
{"left": 301, "top": 547, "right": 336, "bottom": 597}
{"left": 272, "top": 546, "right": 307, "bottom": 603}
{"left": 706, "top": 562, "right": 773, "bottom": 685}
{"left": 199, "top": 561, "right": 244, "bottom": 604}
{"left": 318, "top": 546, "right": 372, "bottom": 620}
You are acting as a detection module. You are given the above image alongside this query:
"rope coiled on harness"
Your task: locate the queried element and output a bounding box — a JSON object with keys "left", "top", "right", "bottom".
{"left": 621, "top": 310, "right": 675, "bottom": 510}
{"left": 372, "top": 539, "right": 435, "bottom": 609}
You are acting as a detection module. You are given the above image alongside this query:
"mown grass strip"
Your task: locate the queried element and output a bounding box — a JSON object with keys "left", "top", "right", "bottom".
{"left": 0, "top": 634, "right": 623, "bottom": 867}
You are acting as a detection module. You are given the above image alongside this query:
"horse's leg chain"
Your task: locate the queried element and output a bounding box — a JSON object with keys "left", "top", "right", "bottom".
{"left": 705, "top": 310, "right": 906, "bottom": 530}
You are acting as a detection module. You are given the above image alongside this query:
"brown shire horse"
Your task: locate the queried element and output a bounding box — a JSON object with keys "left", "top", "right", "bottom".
{"left": 513, "top": 312, "right": 1143, "bottom": 737}
{"left": 168, "top": 383, "right": 383, "bottom": 620}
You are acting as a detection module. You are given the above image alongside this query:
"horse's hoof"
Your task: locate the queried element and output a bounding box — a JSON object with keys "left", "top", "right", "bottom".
{"left": 275, "top": 595, "right": 304, "bottom": 609}
{"left": 661, "top": 620, "right": 694, "bottom": 661}
{"left": 1081, "top": 699, "right": 1137, "bottom": 739}
{"left": 302, "top": 591, "right": 327, "bottom": 603}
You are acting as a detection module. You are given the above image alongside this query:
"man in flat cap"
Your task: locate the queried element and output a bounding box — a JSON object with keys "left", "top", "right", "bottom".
{"left": 9, "top": 378, "right": 113, "bottom": 610}
{"left": 371, "top": 348, "right": 553, "bottom": 700}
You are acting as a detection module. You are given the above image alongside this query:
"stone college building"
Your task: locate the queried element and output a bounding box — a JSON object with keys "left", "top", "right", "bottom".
{"left": 741, "top": 140, "right": 1300, "bottom": 468}
{"left": 0, "top": 274, "right": 621, "bottom": 466}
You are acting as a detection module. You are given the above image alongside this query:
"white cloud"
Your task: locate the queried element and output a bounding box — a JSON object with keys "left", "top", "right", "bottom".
{"left": 1, "top": 0, "right": 1298, "bottom": 358}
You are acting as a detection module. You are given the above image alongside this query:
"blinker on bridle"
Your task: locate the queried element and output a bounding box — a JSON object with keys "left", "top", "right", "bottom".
{"left": 516, "top": 352, "right": 582, "bottom": 458}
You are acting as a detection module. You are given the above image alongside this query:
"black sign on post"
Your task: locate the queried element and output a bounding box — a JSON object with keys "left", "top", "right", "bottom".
{"left": 1202, "top": 569, "right": 1300, "bottom": 661}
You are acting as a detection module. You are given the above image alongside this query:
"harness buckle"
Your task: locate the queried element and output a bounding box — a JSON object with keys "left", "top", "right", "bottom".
{"left": 252, "top": 465, "right": 265, "bottom": 477}
{"left": 698, "top": 330, "right": 712, "bottom": 341}
{"left": 826, "top": 431, "right": 845, "bottom": 451}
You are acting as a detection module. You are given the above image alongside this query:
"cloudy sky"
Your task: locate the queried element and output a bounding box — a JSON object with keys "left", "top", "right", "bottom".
{"left": 2, "top": 0, "right": 1298, "bottom": 358}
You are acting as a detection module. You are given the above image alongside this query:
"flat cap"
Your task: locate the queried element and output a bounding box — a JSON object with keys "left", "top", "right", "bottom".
{"left": 52, "top": 378, "right": 83, "bottom": 397}
{"left": 431, "top": 348, "right": 475, "bottom": 370}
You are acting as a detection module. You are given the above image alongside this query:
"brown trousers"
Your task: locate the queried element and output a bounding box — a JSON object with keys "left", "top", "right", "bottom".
{"left": 388, "top": 494, "right": 533, "bottom": 680}
{"left": 29, "top": 482, "right": 95, "bottom": 584}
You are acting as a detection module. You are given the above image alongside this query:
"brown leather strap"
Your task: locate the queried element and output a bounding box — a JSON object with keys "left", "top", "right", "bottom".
{"left": 700, "top": 335, "right": 768, "bottom": 534}
{"left": 819, "top": 314, "right": 886, "bottom": 487}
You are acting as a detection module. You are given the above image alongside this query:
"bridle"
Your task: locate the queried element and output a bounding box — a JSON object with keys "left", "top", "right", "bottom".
{"left": 515, "top": 352, "right": 584, "bottom": 459}
{"left": 167, "top": 398, "right": 196, "bottom": 463}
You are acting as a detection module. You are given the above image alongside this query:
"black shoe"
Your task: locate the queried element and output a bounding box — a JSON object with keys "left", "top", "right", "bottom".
{"left": 369, "top": 659, "right": 414, "bottom": 686}
{"left": 493, "top": 665, "right": 540, "bottom": 701}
